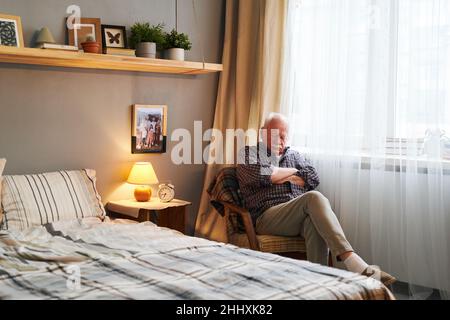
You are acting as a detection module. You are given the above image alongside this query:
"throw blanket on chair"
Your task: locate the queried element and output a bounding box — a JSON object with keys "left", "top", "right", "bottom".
{"left": 207, "top": 167, "right": 245, "bottom": 215}
{"left": 207, "top": 167, "right": 246, "bottom": 232}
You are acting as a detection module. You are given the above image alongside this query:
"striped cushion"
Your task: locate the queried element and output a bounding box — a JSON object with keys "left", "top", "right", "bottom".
{"left": 0, "top": 159, "right": 5, "bottom": 223}
{"left": 230, "top": 233, "right": 306, "bottom": 253}
{"left": 0, "top": 169, "right": 105, "bottom": 231}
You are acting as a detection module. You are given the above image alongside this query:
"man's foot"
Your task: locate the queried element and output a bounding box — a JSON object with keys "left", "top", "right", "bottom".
{"left": 342, "top": 252, "right": 369, "bottom": 274}
{"left": 362, "top": 265, "right": 397, "bottom": 286}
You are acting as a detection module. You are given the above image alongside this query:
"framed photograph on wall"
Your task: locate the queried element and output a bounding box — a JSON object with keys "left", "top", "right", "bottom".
{"left": 101, "top": 25, "right": 128, "bottom": 49}
{"left": 0, "top": 13, "right": 24, "bottom": 48}
{"left": 67, "top": 17, "right": 102, "bottom": 48}
{"left": 132, "top": 105, "right": 167, "bottom": 154}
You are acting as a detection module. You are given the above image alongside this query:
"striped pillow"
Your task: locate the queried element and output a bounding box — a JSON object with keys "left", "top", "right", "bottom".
{"left": 0, "top": 169, "right": 105, "bottom": 231}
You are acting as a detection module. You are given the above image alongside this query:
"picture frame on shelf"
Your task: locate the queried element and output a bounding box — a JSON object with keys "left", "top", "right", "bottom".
{"left": 67, "top": 17, "right": 102, "bottom": 49}
{"left": 0, "top": 13, "right": 24, "bottom": 48}
{"left": 101, "top": 24, "right": 128, "bottom": 49}
{"left": 132, "top": 105, "right": 167, "bottom": 154}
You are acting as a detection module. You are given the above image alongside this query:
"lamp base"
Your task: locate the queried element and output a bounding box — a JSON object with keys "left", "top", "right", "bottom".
{"left": 134, "top": 186, "right": 152, "bottom": 202}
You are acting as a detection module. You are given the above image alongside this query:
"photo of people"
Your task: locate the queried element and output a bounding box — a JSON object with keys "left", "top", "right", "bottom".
{"left": 132, "top": 105, "right": 167, "bottom": 153}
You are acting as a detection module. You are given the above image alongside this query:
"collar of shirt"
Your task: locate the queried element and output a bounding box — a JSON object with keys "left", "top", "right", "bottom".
{"left": 257, "top": 143, "right": 291, "bottom": 164}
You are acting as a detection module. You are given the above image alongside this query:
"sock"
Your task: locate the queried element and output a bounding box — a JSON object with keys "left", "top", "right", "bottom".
{"left": 343, "top": 253, "right": 369, "bottom": 274}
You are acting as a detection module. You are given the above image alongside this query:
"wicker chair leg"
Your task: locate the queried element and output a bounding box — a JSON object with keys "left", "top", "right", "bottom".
{"left": 328, "top": 251, "right": 333, "bottom": 267}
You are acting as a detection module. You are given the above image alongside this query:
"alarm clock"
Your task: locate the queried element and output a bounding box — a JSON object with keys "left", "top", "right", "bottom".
{"left": 157, "top": 183, "right": 175, "bottom": 202}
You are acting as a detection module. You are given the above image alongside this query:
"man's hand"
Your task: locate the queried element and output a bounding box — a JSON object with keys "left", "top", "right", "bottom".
{"left": 275, "top": 174, "right": 305, "bottom": 188}
{"left": 287, "top": 175, "right": 305, "bottom": 187}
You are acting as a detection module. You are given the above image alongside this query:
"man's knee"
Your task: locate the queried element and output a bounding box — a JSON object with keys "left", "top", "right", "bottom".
{"left": 303, "top": 191, "right": 330, "bottom": 211}
{"left": 304, "top": 191, "right": 329, "bottom": 205}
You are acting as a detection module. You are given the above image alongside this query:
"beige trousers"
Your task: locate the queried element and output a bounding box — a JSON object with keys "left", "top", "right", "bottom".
{"left": 256, "top": 191, "right": 354, "bottom": 265}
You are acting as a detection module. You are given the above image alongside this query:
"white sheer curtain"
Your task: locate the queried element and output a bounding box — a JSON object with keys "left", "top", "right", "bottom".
{"left": 282, "top": 0, "right": 450, "bottom": 298}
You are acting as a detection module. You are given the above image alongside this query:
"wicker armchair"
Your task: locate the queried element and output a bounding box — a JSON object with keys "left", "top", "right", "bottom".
{"left": 220, "top": 200, "right": 308, "bottom": 260}
{"left": 208, "top": 167, "right": 308, "bottom": 260}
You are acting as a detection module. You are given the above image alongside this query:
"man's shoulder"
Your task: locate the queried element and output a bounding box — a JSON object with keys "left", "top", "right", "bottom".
{"left": 237, "top": 145, "right": 260, "bottom": 158}
{"left": 283, "top": 147, "right": 312, "bottom": 163}
{"left": 238, "top": 144, "right": 277, "bottom": 172}
{"left": 284, "top": 147, "right": 302, "bottom": 158}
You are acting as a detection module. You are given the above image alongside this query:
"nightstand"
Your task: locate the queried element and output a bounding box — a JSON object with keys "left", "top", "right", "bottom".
{"left": 106, "top": 198, "right": 192, "bottom": 236}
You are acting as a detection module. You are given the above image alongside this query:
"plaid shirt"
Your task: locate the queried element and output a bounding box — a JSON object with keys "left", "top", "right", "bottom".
{"left": 236, "top": 144, "right": 320, "bottom": 224}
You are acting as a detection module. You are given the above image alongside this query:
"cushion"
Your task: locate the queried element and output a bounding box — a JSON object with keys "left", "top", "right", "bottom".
{"left": 230, "top": 233, "right": 306, "bottom": 253}
{"left": 0, "top": 158, "right": 6, "bottom": 223}
{"left": 0, "top": 169, "right": 105, "bottom": 231}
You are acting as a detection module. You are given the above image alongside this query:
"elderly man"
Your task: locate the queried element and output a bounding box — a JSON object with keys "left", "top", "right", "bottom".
{"left": 236, "top": 113, "right": 395, "bottom": 286}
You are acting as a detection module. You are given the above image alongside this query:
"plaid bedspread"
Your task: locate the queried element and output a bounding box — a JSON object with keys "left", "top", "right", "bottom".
{"left": 0, "top": 218, "right": 394, "bottom": 300}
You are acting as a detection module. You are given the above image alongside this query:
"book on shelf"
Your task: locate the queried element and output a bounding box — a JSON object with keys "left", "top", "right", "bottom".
{"left": 38, "top": 43, "right": 79, "bottom": 51}
{"left": 103, "top": 47, "right": 136, "bottom": 57}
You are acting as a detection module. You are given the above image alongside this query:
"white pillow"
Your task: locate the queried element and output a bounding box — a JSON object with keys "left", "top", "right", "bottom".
{"left": 0, "top": 169, "right": 105, "bottom": 231}
{"left": 0, "top": 158, "right": 6, "bottom": 223}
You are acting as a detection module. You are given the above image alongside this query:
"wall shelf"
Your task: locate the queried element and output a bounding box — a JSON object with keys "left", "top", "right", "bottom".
{"left": 0, "top": 46, "right": 223, "bottom": 75}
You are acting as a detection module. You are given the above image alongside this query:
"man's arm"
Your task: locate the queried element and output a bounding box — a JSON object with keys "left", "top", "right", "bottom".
{"left": 294, "top": 155, "right": 320, "bottom": 190}
{"left": 238, "top": 162, "right": 299, "bottom": 187}
{"left": 237, "top": 146, "right": 300, "bottom": 187}
{"left": 270, "top": 167, "right": 298, "bottom": 184}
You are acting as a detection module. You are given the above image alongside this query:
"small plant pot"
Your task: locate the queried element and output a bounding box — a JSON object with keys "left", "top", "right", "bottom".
{"left": 165, "top": 48, "right": 185, "bottom": 61}
{"left": 136, "top": 42, "right": 156, "bottom": 58}
{"left": 81, "top": 41, "right": 100, "bottom": 54}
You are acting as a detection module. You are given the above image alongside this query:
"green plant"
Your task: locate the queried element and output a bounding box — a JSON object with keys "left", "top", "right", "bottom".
{"left": 164, "top": 29, "right": 192, "bottom": 50}
{"left": 84, "top": 34, "right": 95, "bottom": 43}
{"left": 130, "top": 22, "right": 166, "bottom": 49}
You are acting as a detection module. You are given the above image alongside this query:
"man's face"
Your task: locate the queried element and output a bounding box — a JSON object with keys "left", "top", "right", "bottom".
{"left": 263, "top": 119, "right": 288, "bottom": 155}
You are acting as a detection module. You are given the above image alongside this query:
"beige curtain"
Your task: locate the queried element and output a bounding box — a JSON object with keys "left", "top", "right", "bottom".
{"left": 195, "top": 0, "right": 287, "bottom": 242}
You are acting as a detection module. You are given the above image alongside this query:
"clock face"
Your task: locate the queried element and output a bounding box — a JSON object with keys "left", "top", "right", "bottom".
{"left": 158, "top": 185, "right": 175, "bottom": 202}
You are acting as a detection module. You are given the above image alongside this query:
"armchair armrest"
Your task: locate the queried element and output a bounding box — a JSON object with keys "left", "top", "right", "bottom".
{"left": 219, "top": 201, "right": 260, "bottom": 251}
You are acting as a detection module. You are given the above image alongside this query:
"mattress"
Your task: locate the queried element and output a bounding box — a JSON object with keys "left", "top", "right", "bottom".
{"left": 0, "top": 217, "right": 394, "bottom": 300}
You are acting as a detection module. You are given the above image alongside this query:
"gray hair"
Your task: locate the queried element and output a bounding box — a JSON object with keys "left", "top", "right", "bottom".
{"left": 262, "top": 112, "right": 289, "bottom": 130}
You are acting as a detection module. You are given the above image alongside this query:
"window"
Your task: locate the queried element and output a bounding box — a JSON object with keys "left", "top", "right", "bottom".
{"left": 283, "top": 0, "right": 450, "bottom": 159}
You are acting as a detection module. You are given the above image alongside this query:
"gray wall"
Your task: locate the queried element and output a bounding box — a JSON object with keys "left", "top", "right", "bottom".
{"left": 0, "top": 0, "right": 225, "bottom": 233}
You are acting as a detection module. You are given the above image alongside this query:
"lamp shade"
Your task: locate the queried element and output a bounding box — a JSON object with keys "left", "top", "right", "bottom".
{"left": 127, "top": 162, "right": 159, "bottom": 185}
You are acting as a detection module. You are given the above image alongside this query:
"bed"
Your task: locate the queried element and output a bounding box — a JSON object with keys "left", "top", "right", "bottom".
{"left": 0, "top": 217, "right": 394, "bottom": 300}
{"left": 0, "top": 166, "right": 394, "bottom": 300}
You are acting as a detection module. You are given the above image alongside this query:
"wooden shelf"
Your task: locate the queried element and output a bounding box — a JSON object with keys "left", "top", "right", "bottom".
{"left": 0, "top": 46, "right": 223, "bottom": 75}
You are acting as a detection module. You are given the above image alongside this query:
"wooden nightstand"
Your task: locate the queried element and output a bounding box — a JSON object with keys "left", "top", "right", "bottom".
{"left": 106, "top": 198, "right": 192, "bottom": 236}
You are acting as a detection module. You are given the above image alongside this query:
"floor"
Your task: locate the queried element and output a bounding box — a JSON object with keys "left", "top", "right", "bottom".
{"left": 391, "top": 281, "right": 445, "bottom": 300}
{"left": 331, "top": 259, "right": 447, "bottom": 300}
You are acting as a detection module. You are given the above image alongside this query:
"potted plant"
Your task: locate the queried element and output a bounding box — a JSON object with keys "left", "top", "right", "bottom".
{"left": 130, "top": 22, "right": 165, "bottom": 58}
{"left": 81, "top": 35, "right": 100, "bottom": 54}
{"left": 164, "top": 29, "right": 192, "bottom": 61}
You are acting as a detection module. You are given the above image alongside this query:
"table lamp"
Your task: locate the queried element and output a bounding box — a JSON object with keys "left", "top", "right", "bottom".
{"left": 127, "top": 162, "right": 159, "bottom": 202}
